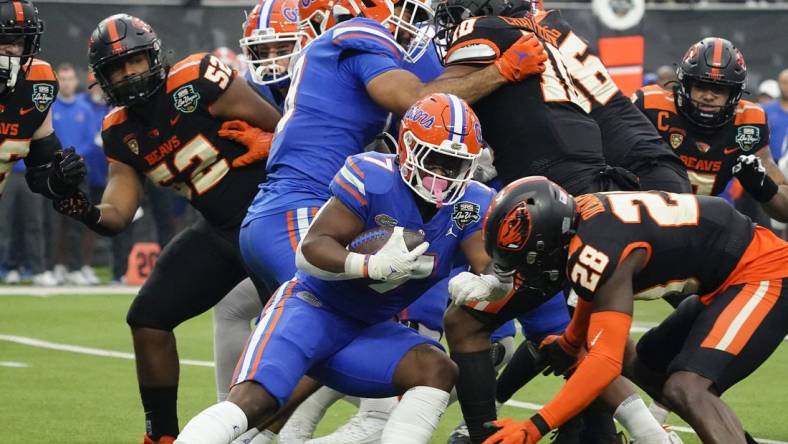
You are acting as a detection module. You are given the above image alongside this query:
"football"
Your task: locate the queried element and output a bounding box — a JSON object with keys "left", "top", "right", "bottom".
{"left": 348, "top": 227, "right": 426, "bottom": 254}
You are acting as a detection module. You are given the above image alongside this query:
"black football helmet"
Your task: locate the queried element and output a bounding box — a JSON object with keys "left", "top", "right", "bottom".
{"left": 483, "top": 176, "right": 577, "bottom": 290}
{"left": 0, "top": 0, "right": 44, "bottom": 91}
{"left": 88, "top": 14, "right": 166, "bottom": 107}
{"left": 433, "top": 0, "right": 528, "bottom": 57}
{"left": 675, "top": 37, "right": 746, "bottom": 129}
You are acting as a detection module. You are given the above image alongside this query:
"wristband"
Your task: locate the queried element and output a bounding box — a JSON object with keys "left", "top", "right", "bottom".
{"left": 749, "top": 175, "right": 779, "bottom": 203}
{"left": 344, "top": 252, "right": 369, "bottom": 279}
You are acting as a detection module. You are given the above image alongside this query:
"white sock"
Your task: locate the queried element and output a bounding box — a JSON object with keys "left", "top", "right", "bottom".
{"left": 176, "top": 401, "right": 248, "bottom": 444}
{"left": 648, "top": 400, "right": 670, "bottom": 425}
{"left": 357, "top": 396, "right": 397, "bottom": 415}
{"left": 380, "top": 386, "right": 450, "bottom": 444}
{"left": 280, "top": 387, "right": 344, "bottom": 441}
{"left": 614, "top": 394, "right": 667, "bottom": 443}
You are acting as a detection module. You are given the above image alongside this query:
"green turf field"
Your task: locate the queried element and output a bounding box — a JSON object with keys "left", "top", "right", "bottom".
{"left": 1, "top": 293, "right": 786, "bottom": 443}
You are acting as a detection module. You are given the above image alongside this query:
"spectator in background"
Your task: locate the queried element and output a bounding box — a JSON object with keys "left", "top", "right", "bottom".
{"left": 0, "top": 155, "right": 56, "bottom": 286}
{"left": 50, "top": 63, "right": 98, "bottom": 285}
{"left": 757, "top": 78, "right": 780, "bottom": 104}
{"left": 656, "top": 64, "right": 677, "bottom": 88}
{"left": 764, "top": 69, "right": 788, "bottom": 162}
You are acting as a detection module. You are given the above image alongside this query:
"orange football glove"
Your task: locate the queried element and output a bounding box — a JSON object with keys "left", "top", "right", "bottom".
{"left": 218, "top": 120, "right": 273, "bottom": 168}
{"left": 494, "top": 32, "right": 548, "bottom": 82}
{"left": 483, "top": 418, "right": 543, "bottom": 444}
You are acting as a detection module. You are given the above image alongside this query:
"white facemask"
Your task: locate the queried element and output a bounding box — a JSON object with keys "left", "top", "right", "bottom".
{"left": 0, "top": 55, "right": 22, "bottom": 90}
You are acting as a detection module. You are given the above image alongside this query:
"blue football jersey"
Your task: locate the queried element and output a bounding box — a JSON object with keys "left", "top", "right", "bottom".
{"left": 243, "top": 70, "right": 285, "bottom": 112}
{"left": 245, "top": 18, "right": 407, "bottom": 219}
{"left": 296, "top": 152, "right": 494, "bottom": 323}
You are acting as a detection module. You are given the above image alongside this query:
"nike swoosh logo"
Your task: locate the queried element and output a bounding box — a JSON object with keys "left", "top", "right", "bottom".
{"left": 170, "top": 114, "right": 181, "bottom": 126}
{"left": 723, "top": 147, "right": 739, "bottom": 155}
{"left": 19, "top": 106, "right": 35, "bottom": 116}
{"left": 590, "top": 329, "right": 603, "bottom": 347}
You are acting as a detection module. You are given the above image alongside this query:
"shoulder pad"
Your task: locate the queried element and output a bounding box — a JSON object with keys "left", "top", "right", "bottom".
{"left": 330, "top": 18, "right": 404, "bottom": 60}
{"left": 352, "top": 152, "right": 399, "bottom": 195}
{"left": 462, "top": 180, "right": 494, "bottom": 203}
{"left": 639, "top": 85, "right": 675, "bottom": 113}
{"left": 25, "top": 58, "right": 56, "bottom": 82}
{"left": 734, "top": 100, "right": 766, "bottom": 125}
{"left": 445, "top": 16, "right": 512, "bottom": 65}
{"left": 166, "top": 53, "right": 209, "bottom": 93}
{"left": 102, "top": 106, "right": 128, "bottom": 132}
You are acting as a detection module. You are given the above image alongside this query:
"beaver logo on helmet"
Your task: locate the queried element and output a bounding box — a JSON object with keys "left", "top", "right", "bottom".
{"left": 497, "top": 201, "right": 531, "bottom": 251}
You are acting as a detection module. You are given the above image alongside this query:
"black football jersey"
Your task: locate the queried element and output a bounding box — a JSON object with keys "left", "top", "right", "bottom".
{"left": 445, "top": 15, "right": 606, "bottom": 192}
{"left": 633, "top": 85, "right": 770, "bottom": 196}
{"left": 0, "top": 58, "right": 58, "bottom": 194}
{"left": 567, "top": 191, "right": 753, "bottom": 303}
{"left": 102, "top": 53, "right": 267, "bottom": 229}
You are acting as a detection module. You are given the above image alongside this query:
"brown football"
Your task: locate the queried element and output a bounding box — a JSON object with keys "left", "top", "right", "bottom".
{"left": 348, "top": 227, "right": 426, "bottom": 254}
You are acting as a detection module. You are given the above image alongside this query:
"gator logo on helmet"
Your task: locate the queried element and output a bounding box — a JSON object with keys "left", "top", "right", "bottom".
{"left": 497, "top": 201, "right": 531, "bottom": 251}
{"left": 282, "top": 6, "right": 299, "bottom": 22}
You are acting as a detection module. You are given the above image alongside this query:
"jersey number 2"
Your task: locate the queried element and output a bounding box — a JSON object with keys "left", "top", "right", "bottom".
{"left": 606, "top": 192, "right": 699, "bottom": 227}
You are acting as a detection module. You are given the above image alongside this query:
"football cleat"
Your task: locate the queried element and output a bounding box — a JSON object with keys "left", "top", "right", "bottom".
{"left": 446, "top": 423, "right": 471, "bottom": 444}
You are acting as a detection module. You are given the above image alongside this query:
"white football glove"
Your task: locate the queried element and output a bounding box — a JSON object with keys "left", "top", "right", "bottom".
{"left": 366, "top": 226, "right": 430, "bottom": 282}
{"left": 448, "top": 272, "right": 513, "bottom": 305}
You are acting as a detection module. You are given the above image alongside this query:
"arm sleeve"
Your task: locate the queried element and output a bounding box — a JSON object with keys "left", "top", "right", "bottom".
{"left": 340, "top": 50, "right": 402, "bottom": 86}
{"left": 538, "top": 311, "right": 633, "bottom": 430}
{"left": 329, "top": 155, "right": 371, "bottom": 222}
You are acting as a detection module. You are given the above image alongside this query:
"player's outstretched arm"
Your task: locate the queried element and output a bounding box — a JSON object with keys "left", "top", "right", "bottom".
{"left": 24, "top": 110, "right": 86, "bottom": 199}
{"left": 209, "top": 76, "right": 282, "bottom": 132}
{"left": 486, "top": 250, "right": 643, "bottom": 444}
{"left": 449, "top": 231, "right": 513, "bottom": 305}
{"left": 52, "top": 161, "right": 143, "bottom": 236}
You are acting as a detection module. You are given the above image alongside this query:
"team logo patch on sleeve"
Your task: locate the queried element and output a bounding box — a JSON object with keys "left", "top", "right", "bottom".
{"left": 452, "top": 201, "right": 480, "bottom": 229}
{"left": 669, "top": 132, "right": 683, "bottom": 149}
{"left": 31, "top": 84, "right": 55, "bottom": 112}
{"left": 173, "top": 85, "right": 201, "bottom": 113}
{"left": 123, "top": 134, "right": 140, "bottom": 155}
{"left": 735, "top": 126, "right": 760, "bottom": 152}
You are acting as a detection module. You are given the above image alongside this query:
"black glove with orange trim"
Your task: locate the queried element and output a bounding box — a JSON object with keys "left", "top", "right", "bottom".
{"left": 219, "top": 120, "right": 273, "bottom": 168}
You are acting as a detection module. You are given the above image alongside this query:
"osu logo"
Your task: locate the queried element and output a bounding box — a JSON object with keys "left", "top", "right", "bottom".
{"left": 498, "top": 201, "right": 531, "bottom": 251}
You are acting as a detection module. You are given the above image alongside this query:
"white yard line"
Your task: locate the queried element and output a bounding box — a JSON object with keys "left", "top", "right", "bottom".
{"left": 0, "top": 334, "right": 213, "bottom": 367}
{"left": 0, "top": 285, "right": 140, "bottom": 297}
{"left": 0, "top": 360, "right": 29, "bottom": 368}
{"left": 504, "top": 400, "right": 788, "bottom": 444}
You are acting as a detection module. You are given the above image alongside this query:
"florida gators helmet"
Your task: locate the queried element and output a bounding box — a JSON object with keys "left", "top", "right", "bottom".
{"left": 330, "top": 0, "right": 434, "bottom": 62}
{"left": 241, "top": 0, "right": 310, "bottom": 86}
{"left": 299, "top": 0, "right": 334, "bottom": 37}
{"left": 398, "top": 93, "right": 483, "bottom": 207}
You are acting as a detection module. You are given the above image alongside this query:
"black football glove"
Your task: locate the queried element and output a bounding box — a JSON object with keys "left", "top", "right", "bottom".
{"left": 732, "top": 154, "right": 778, "bottom": 202}
{"left": 539, "top": 335, "right": 581, "bottom": 376}
{"left": 53, "top": 189, "right": 100, "bottom": 226}
{"left": 49, "top": 147, "right": 87, "bottom": 195}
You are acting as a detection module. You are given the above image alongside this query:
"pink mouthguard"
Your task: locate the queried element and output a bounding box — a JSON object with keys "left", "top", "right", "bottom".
{"left": 423, "top": 176, "right": 449, "bottom": 208}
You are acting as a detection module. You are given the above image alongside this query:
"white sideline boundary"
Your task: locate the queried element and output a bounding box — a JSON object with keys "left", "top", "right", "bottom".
{"left": 1, "top": 334, "right": 787, "bottom": 444}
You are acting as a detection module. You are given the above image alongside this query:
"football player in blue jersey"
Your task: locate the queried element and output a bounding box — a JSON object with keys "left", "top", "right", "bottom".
{"left": 239, "top": 0, "right": 547, "bottom": 292}
{"left": 239, "top": 0, "right": 310, "bottom": 109}
{"left": 176, "top": 94, "right": 498, "bottom": 444}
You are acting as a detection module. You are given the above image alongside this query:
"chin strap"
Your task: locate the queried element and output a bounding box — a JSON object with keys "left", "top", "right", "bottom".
{"left": 0, "top": 55, "right": 21, "bottom": 90}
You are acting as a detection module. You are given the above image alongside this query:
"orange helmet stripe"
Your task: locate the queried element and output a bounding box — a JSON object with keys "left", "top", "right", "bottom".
{"left": 106, "top": 18, "right": 123, "bottom": 54}
{"left": 12, "top": 0, "right": 24, "bottom": 24}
